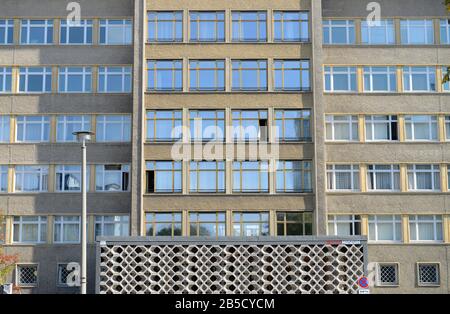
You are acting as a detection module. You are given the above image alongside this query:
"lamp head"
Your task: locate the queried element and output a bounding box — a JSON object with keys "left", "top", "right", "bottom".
{"left": 73, "top": 131, "right": 94, "bottom": 142}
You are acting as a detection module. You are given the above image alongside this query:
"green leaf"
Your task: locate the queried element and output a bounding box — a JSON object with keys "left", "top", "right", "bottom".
{"left": 443, "top": 67, "right": 450, "bottom": 84}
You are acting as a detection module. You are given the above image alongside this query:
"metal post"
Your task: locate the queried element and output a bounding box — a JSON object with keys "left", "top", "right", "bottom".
{"left": 81, "top": 138, "right": 87, "bottom": 294}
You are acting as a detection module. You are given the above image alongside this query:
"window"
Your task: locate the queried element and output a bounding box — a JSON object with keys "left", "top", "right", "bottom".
{"left": 274, "top": 60, "right": 310, "bottom": 91}
{"left": 57, "top": 115, "right": 91, "bottom": 142}
{"left": 441, "top": 19, "right": 450, "bottom": 44}
{"left": 19, "top": 67, "right": 52, "bottom": 93}
{"left": 16, "top": 116, "right": 50, "bottom": 142}
{"left": 407, "top": 165, "right": 440, "bottom": 191}
{"left": 0, "top": 19, "right": 14, "bottom": 44}
{"left": 58, "top": 67, "right": 92, "bottom": 93}
{"left": 96, "top": 115, "right": 131, "bottom": 142}
{"left": 190, "top": 11, "right": 224, "bottom": 42}
{"left": 15, "top": 166, "right": 48, "bottom": 192}
{"left": 231, "top": 11, "right": 266, "bottom": 42}
{"left": 417, "top": 263, "right": 440, "bottom": 286}
{"left": 20, "top": 19, "right": 53, "bottom": 44}
{"left": 190, "top": 110, "right": 225, "bottom": 142}
{"left": 324, "top": 66, "right": 357, "bottom": 92}
{"left": 231, "top": 60, "right": 267, "bottom": 91}
{"left": 274, "top": 11, "right": 309, "bottom": 42}
{"left": 409, "top": 215, "right": 443, "bottom": 242}
{"left": 325, "top": 115, "right": 358, "bottom": 141}
{"left": 54, "top": 216, "right": 80, "bottom": 243}
{"left": 274, "top": 110, "right": 310, "bottom": 142}
{"left": 443, "top": 67, "right": 450, "bottom": 92}
{"left": 404, "top": 115, "right": 438, "bottom": 141}
{"left": 57, "top": 264, "right": 77, "bottom": 287}
{"left": 56, "top": 165, "right": 89, "bottom": 192}
{"left": 233, "top": 161, "right": 269, "bottom": 193}
{"left": 367, "top": 165, "right": 400, "bottom": 191}
{"left": 146, "top": 110, "right": 182, "bottom": 142}
{"left": 95, "top": 215, "right": 129, "bottom": 237}
{"left": 148, "top": 11, "right": 182, "bottom": 42}
{"left": 323, "top": 20, "right": 355, "bottom": 44}
{"left": 60, "top": 19, "right": 92, "bottom": 44}
{"left": 0, "top": 115, "right": 10, "bottom": 142}
{"left": 233, "top": 212, "right": 269, "bottom": 236}
{"left": 363, "top": 67, "right": 397, "bottom": 92}
{"left": 95, "top": 164, "right": 130, "bottom": 192}
{"left": 98, "top": 66, "right": 132, "bottom": 93}
{"left": 445, "top": 116, "right": 450, "bottom": 140}
{"left": 147, "top": 60, "right": 183, "bottom": 91}
{"left": 12, "top": 216, "right": 47, "bottom": 244}
{"left": 327, "top": 215, "right": 361, "bottom": 236}
{"left": 276, "top": 212, "right": 313, "bottom": 236}
{"left": 145, "top": 212, "right": 182, "bottom": 236}
{"left": 368, "top": 215, "right": 402, "bottom": 242}
{"left": 403, "top": 66, "right": 436, "bottom": 92}
{"left": 99, "top": 19, "right": 132, "bottom": 45}
{"left": 376, "top": 264, "right": 399, "bottom": 286}
{"left": 0, "top": 165, "right": 7, "bottom": 192}
{"left": 232, "top": 110, "right": 268, "bottom": 142}
{"left": 16, "top": 264, "right": 38, "bottom": 287}
{"left": 400, "top": 19, "right": 434, "bottom": 45}
{"left": 361, "top": 19, "right": 395, "bottom": 44}
{"left": 326, "top": 165, "right": 360, "bottom": 191}
{"left": 189, "top": 212, "right": 226, "bottom": 237}
{"left": 0, "top": 67, "right": 12, "bottom": 93}
{"left": 146, "top": 161, "right": 182, "bottom": 193}
{"left": 189, "top": 60, "right": 225, "bottom": 91}
{"left": 190, "top": 161, "right": 225, "bottom": 193}
{"left": 276, "top": 161, "right": 312, "bottom": 193}
{"left": 365, "top": 115, "right": 398, "bottom": 141}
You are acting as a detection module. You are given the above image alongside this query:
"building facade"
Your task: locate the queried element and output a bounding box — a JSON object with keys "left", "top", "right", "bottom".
{"left": 0, "top": 0, "right": 449, "bottom": 294}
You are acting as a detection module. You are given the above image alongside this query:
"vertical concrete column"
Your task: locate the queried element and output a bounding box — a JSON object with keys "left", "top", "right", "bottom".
{"left": 433, "top": 19, "right": 440, "bottom": 45}
{"left": 183, "top": 58, "right": 189, "bottom": 92}
{"left": 226, "top": 210, "right": 233, "bottom": 236}
{"left": 92, "top": 19, "right": 99, "bottom": 45}
{"left": 182, "top": 160, "right": 188, "bottom": 195}
{"left": 354, "top": 19, "right": 362, "bottom": 45}
{"left": 47, "top": 215, "right": 54, "bottom": 244}
{"left": 183, "top": 10, "right": 189, "bottom": 43}
{"left": 225, "top": 58, "right": 231, "bottom": 92}
{"left": 47, "top": 165, "right": 55, "bottom": 193}
{"left": 50, "top": 115, "right": 57, "bottom": 143}
{"left": 436, "top": 67, "right": 443, "bottom": 93}
{"left": 182, "top": 210, "right": 189, "bottom": 236}
{"left": 356, "top": 66, "right": 363, "bottom": 93}
{"left": 400, "top": 164, "right": 408, "bottom": 192}
{"left": 92, "top": 66, "right": 99, "bottom": 93}
{"left": 226, "top": 159, "right": 232, "bottom": 194}
{"left": 182, "top": 107, "right": 189, "bottom": 144}
{"left": 7, "top": 166, "right": 14, "bottom": 193}
{"left": 269, "top": 209, "right": 277, "bottom": 236}
{"left": 89, "top": 165, "right": 96, "bottom": 192}
{"left": 440, "top": 164, "right": 448, "bottom": 193}
{"left": 9, "top": 115, "right": 16, "bottom": 143}
{"left": 438, "top": 115, "right": 446, "bottom": 142}
{"left": 269, "top": 159, "right": 275, "bottom": 195}
{"left": 225, "top": 9, "right": 231, "bottom": 43}
{"left": 361, "top": 215, "right": 369, "bottom": 236}
{"left": 225, "top": 107, "right": 232, "bottom": 143}
{"left": 394, "top": 19, "right": 401, "bottom": 45}
{"left": 359, "top": 164, "right": 367, "bottom": 192}
{"left": 5, "top": 216, "right": 12, "bottom": 244}
{"left": 402, "top": 215, "right": 409, "bottom": 243}
{"left": 88, "top": 215, "right": 95, "bottom": 243}
{"left": 396, "top": 66, "right": 403, "bottom": 93}
{"left": 267, "top": 58, "right": 273, "bottom": 92}
{"left": 90, "top": 115, "right": 97, "bottom": 142}
{"left": 52, "top": 66, "right": 59, "bottom": 93}
{"left": 53, "top": 19, "right": 60, "bottom": 45}
{"left": 268, "top": 107, "right": 275, "bottom": 144}
{"left": 443, "top": 215, "right": 450, "bottom": 243}
{"left": 267, "top": 10, "right": 273, "bottom": 43}
{"left": 11, "top": 67, "right": 19, "bottom": 94}
{"left": 13, "top": 19, "right": 20, "bottom": 45}
{"left": 358, "top": 115, "right": 365, "bottom": 143}
{"left": 398, "top": 115, "right": 405, "bottom": 142}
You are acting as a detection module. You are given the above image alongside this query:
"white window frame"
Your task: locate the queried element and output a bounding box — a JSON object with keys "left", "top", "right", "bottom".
{"left": 19, "top": 67, "right": 52, "bottom": 93}
{"left": 324, "top": 66, "right": 357, "bottom": 92}
{"left": 53, "top": 216, "right": 81, "bottom": 244}
{"left": 375, "top": 263, "right": 400, "bottom": 287}
{"left": 12, "top": 216, "right": 47, "bottom": 244}
{"left": 16, "top": 264, "right": 39, "bottom": 288}
{"left": 400, "top": 19, "right": 434, "bottom": 45}
{"left": 404, "top": 115, "right": 438, "bottom": 141}
{"left": 58, "top": 67, "right": 92, "bottom": 93}
{"left": 0, "top": 19, "right": 14, "bottom": 44}
{"left": 0, "top": 165, "right": 7, "bottom": 192}
{"left": 409, "top": 215, "right": 443, "bottom": 243}
{"left": 417, "top": 263, "right": 440, "bottom": 287}
{"left": 365, "top": 115, "right": 398, "bottom": 141}
{"left": 20, "top": 19, "right": 53, "bottom": 44}
{"left": 403, "top": 66, "right": 436, "bottom": 92}
{"left": 56, "top": 115, "right": 91, "bottom": 142}
{"left": 95, "top": 164, "right": 130, "bottom": 192}
{"left": 98, "top": 66, "right": 132, "bottom": 93}
{"left": 96, "top": 115, "right": 131, "bottom": 142}
{"left": 327, "top": 215, "right": 361, "bottom": 236}
{"left": 325, "top": 115, "right": 358, "bottom": 142}
{"left": 363, "top": 66, "right": 397, "bottom": 92}
{"left": 16, "top": 116, "right": 50, "bottom": 143}
{"left": 94, "top": 215, "right": 130, "bottom": 237}
{"left": 0, "top": 67, "right": 12, "bottom": 93}
{"left": 368, "top": 215, "right": 402, "bottom": 243}
{"left": 323, "top": 19, "right": 355, "bottom": 44}
{"left": 99, "top": 19, "right": 132, "bottom": 45}
{"left": 361, "top": 19, "right": 395, "bottom": 45}
{"left": 407, "top": 164, "right": 441, "bottom": 191}
{"left": 367, "top": 164, "right": 400, "bottom": 191}
{"left": 60, "top": 19, "right": 93, "bottom": 45}
{"left": 446, "top": 116, "right": 450, "bottom": 140}
{"left": 443, "top": 67, "right": 450, "bottom": 92}
{"left": 326, "top": 164, "right": 360, "bottom": 192}
{"left": 441, "top": 19, "right": 450, "bottom": 44}
{"left": 0, "top": 115, "right": 10, "bottom": 142}
{"left": 14, "top": 165, "right": 49, "bottom": 193}
{"left": 55, "top": 165, "right": 89, "bottom": 192}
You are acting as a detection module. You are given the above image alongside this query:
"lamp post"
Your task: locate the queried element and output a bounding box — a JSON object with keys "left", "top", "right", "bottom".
{"left": 73, "top": 131, "right": 94, "bottom": 294}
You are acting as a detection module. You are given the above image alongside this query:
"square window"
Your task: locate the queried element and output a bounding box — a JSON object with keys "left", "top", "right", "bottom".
{"left": 417, "top": 263, "right": 440, "bottom": 286}
{"left": 16, "top": 264, "right": 38, "bottom": 287}
{"left": 376, "top": 263, "right": 399, "bottom": 286}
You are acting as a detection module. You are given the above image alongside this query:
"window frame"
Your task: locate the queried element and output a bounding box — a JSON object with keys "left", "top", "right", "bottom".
{"left": 365, "top": 115, "right": 399, "bottom": 142}
{"left": 12, "top": 216, "right": 47, "bottom": 244}
{"left": 326, "top": 164, "right": 360, "bottom": 192}
{"left": 400, "top": 19, "right": 434, "bottom": 45}
{"left": 323, "top": 19, "right": 355, "bottom": 45}
{"left": 16, "top": 115, "right": 50, "bottom": 143}
{"left": 324, "top": 66, "right": 357, "bottom": 92}
{"left": 20, "top": 19, "right": 53, "bottom": 45}
{"left": 276, "top": 211, "right": 313, "bottom": 236}
{"left": 407, "top": 164, "right": 441, "bottom": 191}
{"left": 0, "top": 165, "right": 7, "bottom": 192}
{"left": 402, "top": 66, "right": 436, "bottom": 92}
{"left": 361, "top": 19, "right": 395, "bottom": 45}
{"left": 376, "top": 263, "right": 400, "bottom": 287}
{"left": 55, "top": 165, "right": 89, "bottom": 192}
{"left": 273, "top": 59, "right": 310, "bottom": 91}
{"left": 232, "top": 161, "right": 269, "bottom": 193}
{"left": 367, "top": 164, "right": 400, "bottom": 192}
{"left": 273, "top": 11, "right": 309, "bottom": 42}
{"left": 0, "top": 19, "right": 14, "bottom": 45}
{"left": 146, "top": 110, "right": 182, "bottom": 142}
{"left": 274, "top": 109, "right": 311, "bottom": 142}
{"left": 0, "top": 67, "right": 12, "bottom": 93}
{"left": 56, "top": 115, "right": 91, "bottom": 143}
{"left": 53, "top": 215, "right": 81, "bottom": 244}
{"left": 58, "top": 67, "right": 92, "bottom": 93}
{"left": 189, "top": 11, "right": 225, "bottom": 42}
{"left": 327, "top": 215, "right": 362, "bottom": 236}
{"left": 409, "top": 215, "right": 443, "bottom": 243}
{"left": 232, "top": 109, "right": 268, "bottom": 142}
{"left": 60, "top": 19, "right": 93, "bottom": 45}
{"left": 19, "top": 67, "right": 52, "bottom": 93}
{"left": 147, "top": 11, "right": 183, "bottom": 42}
{"left": 189, "top": 60, "right": 225, "bottom": 91}
{"left": 189, "top": 110, "right": 225, "bottom": 142}
{"left": 99, "top": 19, "right": 132, "bottom": 45}
{"left": 276, "top": 160, "right": 312, "bottom": 193}
{"left": 417, "top": 263, "right": 440, "bottom": 287}
{"left": 189, "top": 161, "right": 225, "bottom": 193}
{"left": 0, "top": 115, "right": 10, "bottom": 143}
{"left": 147, "top": 60, "right": 183, "bottom": 92}
{"left": 232, "top": 212, "right": 270, "bottom": 237}
{"left": 441, "top": 19, "right": 450, "bottom": 44}
{"left": 325, "top": 115, "right": 359, "bottom": 142}
{"left": 16, "top": 264, "right": 39, "bottom": 288}
{"left": 404, "top": 115, "right": 438, "bottom": 141}
{"left": 188, "top": 212, "right": 226, "bottom": 238}
{"left": 98, "top": 66, "right": 132, "bottom": 93}
{"left": 231, "top": 60, "right": 268, "bottom": 91}
{"left": 95, "top": 164, "right": 130, "bottom": 192}
{"left": 363, "top": 66, "right": 397, "bottom": 92}
{"left": 94, "top": 215, "right": 130, "bottom": 237}
{"left": 145, "top": 212, "right": 182, "bottom": 237}
{"left": 368, "top": 215, "right": 402, "bottom": 243}
{"left": 146, "top": 161, "right": 182, "bottom": 194}
{"left": 14, "top": 165, "right": 49, "bottom": 193}
{"left": 95, "top": 115, "right": 131, "bottom": 142}
{"left": 231, "top": 11, "right": 267, "bottom": 42}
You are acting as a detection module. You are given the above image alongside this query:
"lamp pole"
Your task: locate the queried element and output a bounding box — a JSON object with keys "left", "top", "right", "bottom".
{"left": 73, "top": 131, "right": 94, "bottom": 294}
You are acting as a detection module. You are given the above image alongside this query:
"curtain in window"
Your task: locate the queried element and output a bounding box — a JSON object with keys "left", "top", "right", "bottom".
{"left": 22, "top": 224, "right": 38, "bottom": 242}
{"left": 376, "top": 172, "right": 391, "bottom": 189}
{"left": 335, "top": 172, "right": 351, "bottom": 189}
{"left": 63, "top": 224, "right": 79, "bottom": 242}
{"left": 417, "top": 222, "right": 434, "bottom": 240}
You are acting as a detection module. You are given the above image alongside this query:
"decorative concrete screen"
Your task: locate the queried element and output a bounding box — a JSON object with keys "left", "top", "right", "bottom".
{"left": 96, "top": 237, "right": 367, "bottom": 294}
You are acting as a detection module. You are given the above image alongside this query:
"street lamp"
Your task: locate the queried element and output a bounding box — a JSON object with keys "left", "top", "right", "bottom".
{"left": 73, "top": 131, "right": 94, "bottom": 294}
